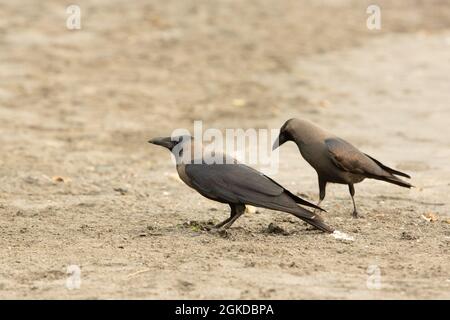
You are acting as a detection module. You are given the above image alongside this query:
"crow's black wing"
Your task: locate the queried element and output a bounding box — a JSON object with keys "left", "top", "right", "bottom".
{"left": 184, "top": 163, "right": 319, "bottom": 219}
{"left": 325, "top": 138, "right": 412, "bottom": 188}
{"left": 185, "top": 163, "right": 282, "bottom": 202}
{"left": 325, "top": 138, "right": 385, "bottom": 176}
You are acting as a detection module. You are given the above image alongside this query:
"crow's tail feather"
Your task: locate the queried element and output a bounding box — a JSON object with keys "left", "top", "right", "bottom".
{"left": 286, "top": 206, "right": 335, "bottom": 233}
{"left": 364, "top": 153, "right": 411, "bottom": 179}
{"left": 285, "top": 190, "right": 325, "bottom": 212}
{"left": 369, "top": 173, "right": 413, "bottom": 188}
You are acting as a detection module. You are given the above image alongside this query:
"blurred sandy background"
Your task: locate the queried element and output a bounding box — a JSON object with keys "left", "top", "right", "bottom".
{"left": 0, "top": 0, "right": 449, "bottom": 299}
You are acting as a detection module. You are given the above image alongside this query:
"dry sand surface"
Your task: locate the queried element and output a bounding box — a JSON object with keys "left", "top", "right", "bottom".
{"left": 0, "top": 0, "right": 449, "bottom": 299}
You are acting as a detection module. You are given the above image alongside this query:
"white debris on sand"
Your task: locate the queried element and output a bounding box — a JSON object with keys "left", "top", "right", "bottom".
{"left": 332, "top": 230, "right": 355, "bottom": 242}
{"left": 245, "top": 205, "right": 258, "bottom": 214}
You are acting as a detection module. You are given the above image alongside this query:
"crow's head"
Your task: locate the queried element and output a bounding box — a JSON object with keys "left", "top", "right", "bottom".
{"left": 272, "top": 118, "right": 296, "bottom": 150}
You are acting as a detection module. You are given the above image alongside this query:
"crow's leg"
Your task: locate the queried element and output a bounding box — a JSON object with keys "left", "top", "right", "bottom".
{"left": 348, "top": 184, "right": 360, "bottom": 218}
{"left": 315, "top": 177, "right": 327, "bottom": 212}
{"left": 214, "top": 204, "right": 237, "bottom": 228}
{"left": 222, "top": 204, "right": 246, "bottom": 229}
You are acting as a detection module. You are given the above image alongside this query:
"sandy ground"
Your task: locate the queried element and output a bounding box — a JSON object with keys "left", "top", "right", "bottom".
{"left": 0, "top": 0, "right": 449, "bottom": 299}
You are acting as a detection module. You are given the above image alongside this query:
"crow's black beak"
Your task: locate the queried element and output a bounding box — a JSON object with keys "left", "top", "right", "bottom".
{"left": 272, "top": 132, "right": 287, "bottom": 151}
{"left": 148, "top": 137, "right": 175, "bottom": 150}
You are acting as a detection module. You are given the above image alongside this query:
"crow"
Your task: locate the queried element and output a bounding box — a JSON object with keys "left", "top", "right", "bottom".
{"left": 148, "top": 135, "right": 334, "bottom": 232}
{"left": 273, "top": 118, "right": 412, "bottom": 218}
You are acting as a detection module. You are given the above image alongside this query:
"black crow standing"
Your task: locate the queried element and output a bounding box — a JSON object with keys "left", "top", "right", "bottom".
{"left": 148, "top": 135, "right": 334, "bottom": 232}
{"left": 273, "top": 118, "right": 412, "bottom": 218}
